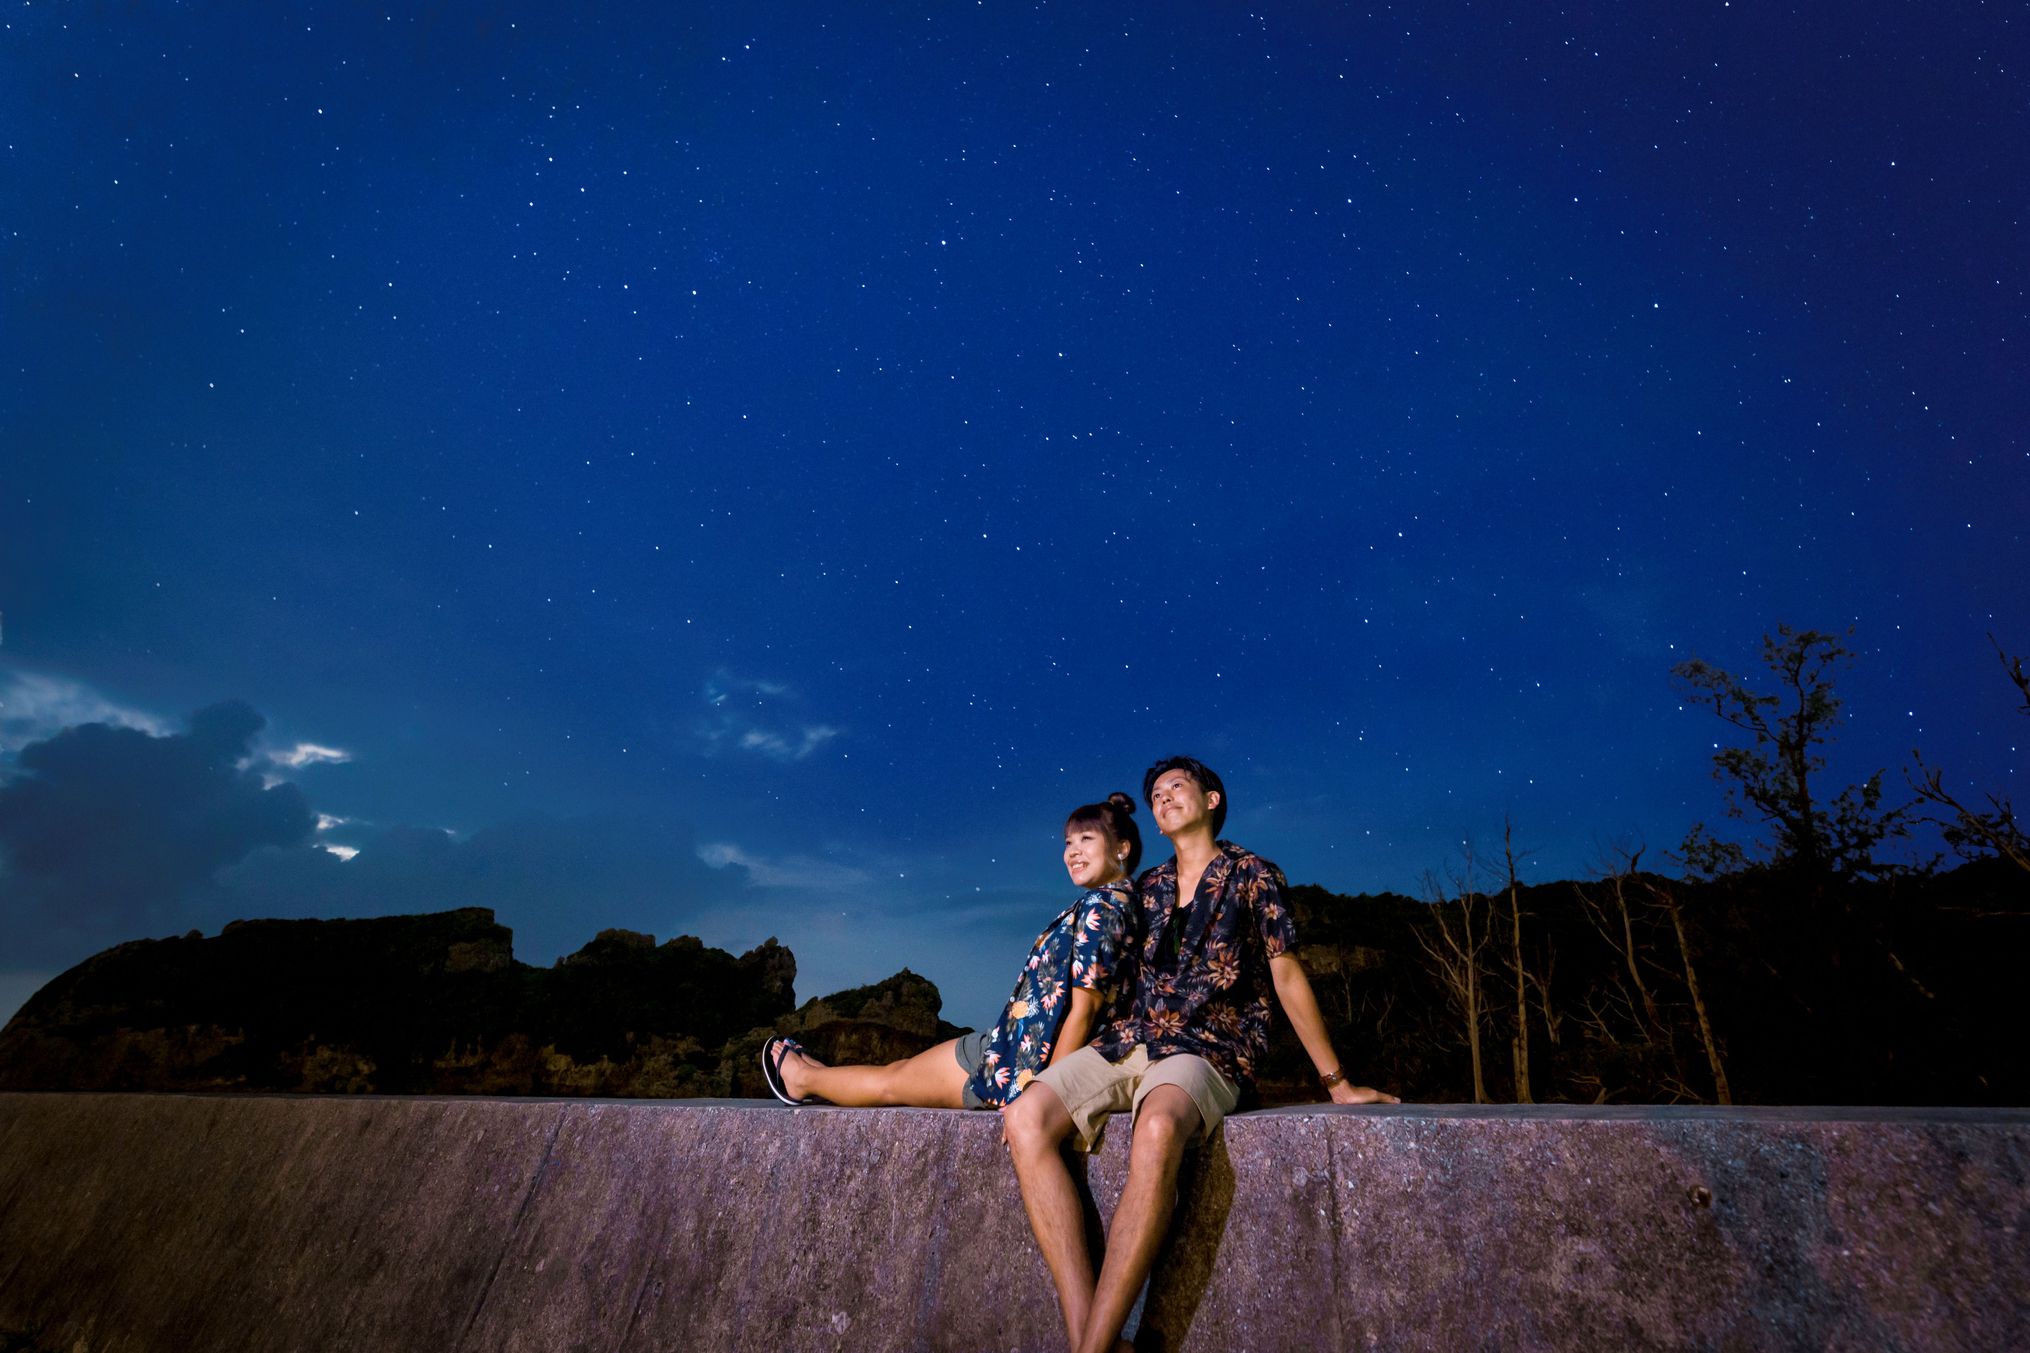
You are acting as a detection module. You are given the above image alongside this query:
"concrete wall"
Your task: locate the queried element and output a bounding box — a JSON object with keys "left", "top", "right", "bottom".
{"left": 0, "top": 1093, "right": 2024, "bottom": 1351}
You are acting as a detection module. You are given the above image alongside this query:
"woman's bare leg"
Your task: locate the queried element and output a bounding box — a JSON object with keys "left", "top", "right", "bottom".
{"left": 779, "top": 1036, "right": 968, "bottom": 1108}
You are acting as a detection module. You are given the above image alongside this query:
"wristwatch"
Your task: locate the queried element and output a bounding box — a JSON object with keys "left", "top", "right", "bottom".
{"left": 1319, "top": 1067, "right": 1345, "bottom": 1089}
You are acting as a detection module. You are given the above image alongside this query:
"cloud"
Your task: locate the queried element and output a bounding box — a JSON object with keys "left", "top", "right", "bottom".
{"left": 705, "top": 673, "right": 791, "bottom": 703}
{"left": 0, "top": 681, "right": 904, "bottom": 1005}
{"left": 312, "top": 812, "right": 369, "bottom": 861}
{"left": 0, "top": 668, "right": 353, "bottom": 788}
{"left": 0, "top": 699, "right": 315, "bottom": 966}
{"left": 696, "top": 841, "right": 871, "bottom": 891}
{"left": 736, "top": 724, "right": 841, "bottom": 762}
{"left": 215, "top": 813, "right": 755, "bottom": 967}
{"left": 0, "top": 669, "right": 170, "bottom": 755}
{"left": 269, "top": 742, "right": 352, "bottom": 770}
{"left": 695, "top": 670, "right": 843, "bottom": 763}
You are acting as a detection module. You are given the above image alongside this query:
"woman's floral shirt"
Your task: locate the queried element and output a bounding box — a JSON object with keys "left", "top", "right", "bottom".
{"left": 1091, "top": 841, "right": 1297, "bottom": 1089}
{"left": 966, "top": 880, "right": 1136, "bottom": 1108}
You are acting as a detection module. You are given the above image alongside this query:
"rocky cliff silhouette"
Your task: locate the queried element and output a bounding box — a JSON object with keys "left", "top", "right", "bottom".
{"left": 9, "top": 853, "right": 2022, "bottom": 1106}
{"left": 0, "top": 908, "right": 959, "bottom": 1097}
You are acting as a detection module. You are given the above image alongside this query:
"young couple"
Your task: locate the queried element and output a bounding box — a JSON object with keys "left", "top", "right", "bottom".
{"left": 760, "top": 755, "right": 1398, "bottom": 1353}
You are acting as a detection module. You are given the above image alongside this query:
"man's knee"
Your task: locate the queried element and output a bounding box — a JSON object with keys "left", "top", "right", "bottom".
{"left": 1003, "top": 1084, "right": 1071, "bottom": 1155}
{"left": 1130, "top": 1085, "right": 1200, "bottom": 1155}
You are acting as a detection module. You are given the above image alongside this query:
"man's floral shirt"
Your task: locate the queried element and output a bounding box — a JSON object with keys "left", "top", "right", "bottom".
{"left": 967, "top": 880, "right": 1135, "bottom": 1108}
{"left": 1091, "top": 841, "right": 1296, "bottom": 1089}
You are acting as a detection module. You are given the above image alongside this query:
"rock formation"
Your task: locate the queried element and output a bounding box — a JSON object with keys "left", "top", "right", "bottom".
{"left": 0, "top": 909, "right": 957, "bottom": 1097}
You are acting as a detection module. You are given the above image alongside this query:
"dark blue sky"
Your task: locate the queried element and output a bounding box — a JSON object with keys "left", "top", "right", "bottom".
{"left": 3, "top": 4, "right": 2024, "bottom": 1030}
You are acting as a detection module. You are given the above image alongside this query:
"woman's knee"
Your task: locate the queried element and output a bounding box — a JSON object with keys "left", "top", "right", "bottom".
{"left": 870, "top": 1062, "right": 912, "bottom": 1106}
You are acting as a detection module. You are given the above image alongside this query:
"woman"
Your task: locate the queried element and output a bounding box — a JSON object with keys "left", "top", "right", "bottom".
{"left": 760, "top": 793, "right": 1142, "bottom": 1109}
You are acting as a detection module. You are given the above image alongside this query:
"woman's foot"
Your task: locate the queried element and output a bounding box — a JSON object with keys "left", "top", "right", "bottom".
{"left": 777, "top": 1039, "right": 825, "bottom": 1101}
{"left": 760, "top": 1035, "right": 821, "bottom": 1105}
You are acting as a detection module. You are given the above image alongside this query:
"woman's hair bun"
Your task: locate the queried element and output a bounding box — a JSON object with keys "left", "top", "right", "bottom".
{"left": 1106, "top": 791, "right": 1135, "bottom": 815}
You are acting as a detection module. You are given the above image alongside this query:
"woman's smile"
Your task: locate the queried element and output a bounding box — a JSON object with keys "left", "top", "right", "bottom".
{"left": 1063, "top": 826, "right": 1122, "bottom": 887}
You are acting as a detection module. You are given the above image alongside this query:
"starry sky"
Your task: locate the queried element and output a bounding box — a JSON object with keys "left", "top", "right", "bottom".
{"left": 2, "top": 4, "right": 2024, "bottom": 1031}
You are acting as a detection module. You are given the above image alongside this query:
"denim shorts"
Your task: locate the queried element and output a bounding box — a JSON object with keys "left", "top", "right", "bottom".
{"left": 954, "top": 1028, "right": 992, "bottom": 1109}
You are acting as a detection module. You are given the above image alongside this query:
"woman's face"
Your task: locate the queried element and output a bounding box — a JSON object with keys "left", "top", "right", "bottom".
{"left": 1063, "top": 823, "right": 1125, "bottom": 889}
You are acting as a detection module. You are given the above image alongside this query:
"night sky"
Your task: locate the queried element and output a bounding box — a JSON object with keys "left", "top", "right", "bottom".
{"left": 3, "top": 5, "right": 2024, "bottom": 1031}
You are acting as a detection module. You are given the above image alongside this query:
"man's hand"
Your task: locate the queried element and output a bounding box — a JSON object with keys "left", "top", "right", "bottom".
{"left": 1270, "top": 953, "right": 1403, "bottom": 1107}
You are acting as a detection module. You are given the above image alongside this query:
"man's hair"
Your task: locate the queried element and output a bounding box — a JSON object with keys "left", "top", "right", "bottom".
{"left": 1141, "top": 755, "right": 1228, "bottom": 836}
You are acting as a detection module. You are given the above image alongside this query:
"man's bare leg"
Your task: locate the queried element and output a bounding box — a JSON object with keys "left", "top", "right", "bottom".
{"left": 1075, "top": 1086, "right": 1199, "bottom": 1353}
{"left": 1002, "top": 1084, "right": 1100, "bottom": 1347}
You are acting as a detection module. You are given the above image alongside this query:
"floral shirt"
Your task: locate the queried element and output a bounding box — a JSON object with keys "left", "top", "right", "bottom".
{"left": 966, "top": 880, "right": 1135, "bottom": 1108}
{"left": 1092, "top": 841, "right": 1296, "bottom": 1089}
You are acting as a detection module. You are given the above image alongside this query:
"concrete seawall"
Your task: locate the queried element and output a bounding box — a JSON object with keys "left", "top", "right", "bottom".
{"left": 0, "top": 1093, "right": 2024, "bottom": 1351}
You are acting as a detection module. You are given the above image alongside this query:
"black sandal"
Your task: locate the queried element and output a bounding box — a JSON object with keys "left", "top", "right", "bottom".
{"left": 760, "top": 1035, "right": 814, "bottom": 1105}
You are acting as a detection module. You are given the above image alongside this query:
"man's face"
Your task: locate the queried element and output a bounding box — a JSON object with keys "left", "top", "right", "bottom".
{"left": 1148, "top": 769, "right": 1218, "bottom": 838}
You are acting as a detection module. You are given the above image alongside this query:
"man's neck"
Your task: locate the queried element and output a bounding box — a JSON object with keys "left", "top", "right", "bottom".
{"left": 1168, "top": 829, "right": 1221, "bottom": 882}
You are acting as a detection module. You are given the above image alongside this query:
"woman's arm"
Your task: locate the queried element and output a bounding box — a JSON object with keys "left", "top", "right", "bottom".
{"left": 1042, "top": 885, "right": 1131, "bottom": 1069}
{"left": 1269, "top": 952, "right": 1400, "bottom": 1104}
{"left": 1046, "top": 987, "right": 1102, "bottom": 1068}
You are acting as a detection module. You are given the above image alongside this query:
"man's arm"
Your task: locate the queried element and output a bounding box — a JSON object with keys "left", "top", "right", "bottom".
{"left": 1269, "top": 952, "right": 1401, "bottom": 1105}
{"left": 1047, "top": 987, "right": 1101, "bottom": 1068}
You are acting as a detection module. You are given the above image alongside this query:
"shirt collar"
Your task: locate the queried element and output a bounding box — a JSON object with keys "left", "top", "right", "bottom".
{"left": 1141, "top": 841, "right": 1240, "bottom": 892}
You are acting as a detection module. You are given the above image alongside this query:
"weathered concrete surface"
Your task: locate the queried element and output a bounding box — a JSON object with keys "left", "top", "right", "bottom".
{"left": 0, "top": 1095, "right": 2024, "bottom": 1352}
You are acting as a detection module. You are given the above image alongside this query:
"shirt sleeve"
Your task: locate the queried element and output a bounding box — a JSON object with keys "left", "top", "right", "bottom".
{"left": 1246, "top": 856, "right": 1298, "bottom": 958}
{"left": 1068, "top": 889, "right": 1130, "bottom": 990}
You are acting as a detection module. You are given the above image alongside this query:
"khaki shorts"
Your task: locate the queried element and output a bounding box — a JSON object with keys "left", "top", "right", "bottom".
{"left": 1029, "top": 1045, "right": 1240, "bottom": 1153}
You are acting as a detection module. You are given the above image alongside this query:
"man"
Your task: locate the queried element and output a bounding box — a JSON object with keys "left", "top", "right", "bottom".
{"left": 1002, "top": 755, "right": 1398, "bottom": 1353}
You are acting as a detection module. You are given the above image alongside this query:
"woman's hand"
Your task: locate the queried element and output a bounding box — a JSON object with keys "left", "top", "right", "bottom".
{"left": 1328, "top": 1081, "right": 1400, "bottom": 1105}
{"left": 1046, "top": 987, "right": 1101, "bottom": 1068}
